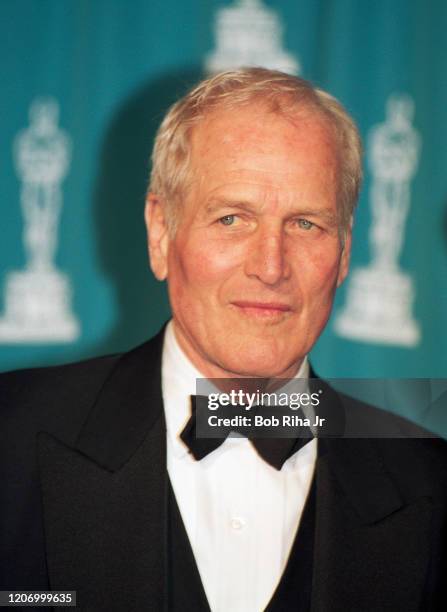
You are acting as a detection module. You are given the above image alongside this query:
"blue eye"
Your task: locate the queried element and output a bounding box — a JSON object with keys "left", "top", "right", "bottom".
{"left": 220, "top": 215, "right": 235, "bottom": 226}
{"left": 298, "top": 219, "right": 314, "bottom": 230}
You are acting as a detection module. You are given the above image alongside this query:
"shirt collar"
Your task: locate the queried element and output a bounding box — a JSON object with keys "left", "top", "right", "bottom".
{"left": 161, "top": 320, "right": 310, "bottom": 460}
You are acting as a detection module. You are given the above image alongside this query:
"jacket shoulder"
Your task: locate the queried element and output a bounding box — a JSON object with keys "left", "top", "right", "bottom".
{"left": 338, "top": 391, "right": 447, "bottom": 498}
{"left": 0, "top": 353, "right": 121, "bottom": 443}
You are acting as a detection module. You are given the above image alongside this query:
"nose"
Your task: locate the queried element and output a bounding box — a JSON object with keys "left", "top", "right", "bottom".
{"left": 244, "top": 224, "right": 291, "bottom": 286}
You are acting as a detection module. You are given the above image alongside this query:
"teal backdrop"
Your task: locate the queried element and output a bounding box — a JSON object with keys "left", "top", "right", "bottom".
{"left": 1, "top": 0, "right": 446, "bottom": 383}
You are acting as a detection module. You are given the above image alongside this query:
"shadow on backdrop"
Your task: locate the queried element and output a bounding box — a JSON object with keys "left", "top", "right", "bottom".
{"left": 90, "top": 66, "right": 204, "bottom": 358}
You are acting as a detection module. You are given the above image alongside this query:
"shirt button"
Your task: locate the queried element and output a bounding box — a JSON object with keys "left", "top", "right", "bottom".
{"left": 230, "top": 517, "right": 245, "bottom": 530}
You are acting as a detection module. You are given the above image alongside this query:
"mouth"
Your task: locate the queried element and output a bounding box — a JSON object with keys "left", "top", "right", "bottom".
{"left": 231, "top": 300, "right": 292, "bottom": 319}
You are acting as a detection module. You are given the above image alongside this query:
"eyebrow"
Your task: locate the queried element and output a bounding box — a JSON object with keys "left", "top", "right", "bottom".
{"left": 204, "top": 199, "right": 258, "bottom": 216}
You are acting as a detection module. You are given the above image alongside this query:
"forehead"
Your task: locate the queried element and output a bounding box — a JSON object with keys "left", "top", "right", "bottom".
{"left": 189, "top": 105, "right": 339, "bottom": 179}
{"left": 185, "top": 105, "right": 340, "bottom": 206}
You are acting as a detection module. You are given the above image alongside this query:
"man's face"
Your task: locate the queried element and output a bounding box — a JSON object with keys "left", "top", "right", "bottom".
{"left": 147, "top": 105, "right": 351, "bottom": 378}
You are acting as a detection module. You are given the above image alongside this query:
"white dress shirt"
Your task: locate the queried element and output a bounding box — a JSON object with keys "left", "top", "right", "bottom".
{"left": 162, "top": 321, "right": 317, "bottom": 612}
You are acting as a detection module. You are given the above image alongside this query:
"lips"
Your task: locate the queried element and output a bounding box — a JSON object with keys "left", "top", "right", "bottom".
{"left": 231, "top": 300, "right": 292, "bottom": 318}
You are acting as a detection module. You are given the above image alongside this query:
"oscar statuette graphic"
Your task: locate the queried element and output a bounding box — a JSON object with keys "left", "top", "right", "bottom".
{"left": 205, "top": 0, "right": 300, "bottom": 75}
{"left": 335, "top": 94, "right": 421, "bottom": 346}
{"left": 0, "top": 98, "right": 80, "bottom": 342}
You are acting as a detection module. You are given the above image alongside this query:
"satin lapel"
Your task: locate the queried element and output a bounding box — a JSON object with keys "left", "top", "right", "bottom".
{"left": 311, "top": 438, "right": 432, "bottom": 612}
{"left": 38, "top": 331, "right": 168, "bottom": 611}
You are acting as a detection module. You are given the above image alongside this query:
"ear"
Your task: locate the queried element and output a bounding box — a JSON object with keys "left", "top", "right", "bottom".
{"left": 336, "top": 226, "right": 352, "bottom": 287}
{"left": 144, "top": 192, "right": 169, "bottom": 281}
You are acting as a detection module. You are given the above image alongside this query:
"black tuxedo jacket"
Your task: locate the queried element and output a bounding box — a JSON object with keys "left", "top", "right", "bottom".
{"left": 1, "top": 328, "right": 447, "bottom": 611}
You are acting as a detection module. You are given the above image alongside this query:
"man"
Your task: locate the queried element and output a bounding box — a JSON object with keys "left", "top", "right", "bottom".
{"left": 1, "top": 68, "right": 446, "bottom": 611}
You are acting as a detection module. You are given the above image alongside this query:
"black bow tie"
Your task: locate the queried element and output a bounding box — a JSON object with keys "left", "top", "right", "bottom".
{"left": 180, "top": 396, "right": 314, "bottom": 471}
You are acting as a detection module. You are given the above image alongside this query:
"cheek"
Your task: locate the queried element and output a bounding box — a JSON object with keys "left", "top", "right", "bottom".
{"left": 294, "top": 241, "right": 343, "bottom": 297}
{"left": 168, "top": 237, "right": 242, "bottom": 295}
{"left": 198, "top": 245, "right": 240, "bottom": 284}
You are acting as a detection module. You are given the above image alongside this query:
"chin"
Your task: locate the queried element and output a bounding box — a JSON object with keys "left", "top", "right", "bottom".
{"left": 219, "top": 352, "right": 296, "bottom": 379}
